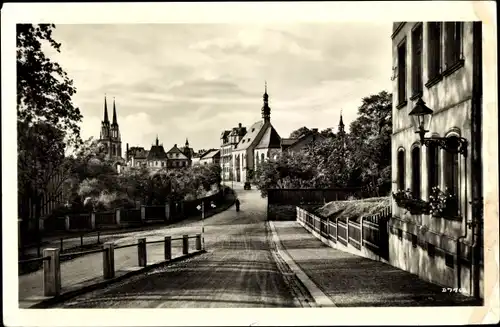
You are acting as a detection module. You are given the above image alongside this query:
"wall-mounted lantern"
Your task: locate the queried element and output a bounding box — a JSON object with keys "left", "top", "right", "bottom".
{"left": 409, "top": 97, "right": 469, "bottom": 157}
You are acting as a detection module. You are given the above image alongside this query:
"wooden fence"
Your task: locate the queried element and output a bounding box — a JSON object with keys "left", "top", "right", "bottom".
{"left": 296, "top": 206, "right": 390, "bottom": 260}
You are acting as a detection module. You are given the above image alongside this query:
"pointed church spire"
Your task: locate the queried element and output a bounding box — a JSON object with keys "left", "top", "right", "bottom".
{"left": 338, "top": 109, "right": 345, "bottom": 136}
{"left": 262, "top": 81, "right": 270, "bottom": 123}
{"left": 156, "top": 134, "right": 159, "bottom": 146}
{"left": 112, "top": 97, "right": 118, "bottom": 125}
{"left": 103, "top": 94, "right": 109, "bottom": 123}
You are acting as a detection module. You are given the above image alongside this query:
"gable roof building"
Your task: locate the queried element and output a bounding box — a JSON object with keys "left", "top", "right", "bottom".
{"left": 231, "top": 82, "right": 282, "bottom": 182}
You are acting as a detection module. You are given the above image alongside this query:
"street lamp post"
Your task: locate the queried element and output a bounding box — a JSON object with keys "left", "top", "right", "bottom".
{"left": 409, "top": 97, "right": 468, "bottom": 156}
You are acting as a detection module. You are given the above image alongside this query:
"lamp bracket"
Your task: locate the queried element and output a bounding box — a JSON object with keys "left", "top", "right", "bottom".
{"left": 421, "top": 136, "right": 469, "bottom": 157}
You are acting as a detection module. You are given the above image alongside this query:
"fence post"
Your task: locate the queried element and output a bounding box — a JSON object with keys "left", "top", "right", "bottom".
{"left": 91, "top": 212, "right": 96, "bottom": 229}
{"left": 360, "top": 217, "right": 364, "bottom": 249}
{"left": 65, "top": 215, "right": 70, "bottom": 231}
{"left": 346, "top": 218, "right": 350, "bottom": 246}
{"left": 116, "top": 208, "right": 121, "bottom": 225}
{"left": 164, "top": 236, "right": 172, "bottom": 260}
{"left": 43, "top": 248, "right": 61, "bottom": 297}
{"left": 138, "top": 238, "right": 147, "bottom": 267}
{"left": 140, "top": 205, "right": 146, "bottom": 222}
{"left": 103, "top": 242, "right": 115, "bottom": 279}
{"left": 165, "top": 202, "right": 170, "bottom": 222}
{"left": 195, "top": 233, "right": 202, "bottom": 251}
{"left": 182, "top": 235, "right": 189, "bottom": 255}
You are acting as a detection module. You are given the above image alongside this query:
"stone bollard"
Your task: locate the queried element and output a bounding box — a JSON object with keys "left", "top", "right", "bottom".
{"left": 182, "top": 235, "right": 189, "bottom": 255}
{"left": 115, "top": 208, "right": 121, "bottom": 226}
{"left": 138, "top": 238, "right": 147, "bottom": 267}
{"left": 195, "top": 234, "right": 202, "bottom": 251}
{"left": 43, "top": 248, "right": 61, "bottom": 297}
{"left": 103, "top": 242, "right": 115, "bottom": 279}
{"left": 164, "top": 236, "right": 172, "bottom": 260}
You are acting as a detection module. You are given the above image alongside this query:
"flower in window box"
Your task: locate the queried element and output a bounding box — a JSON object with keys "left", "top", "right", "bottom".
{"left": 429, "top": 187, "right": 458, "bottom": 217}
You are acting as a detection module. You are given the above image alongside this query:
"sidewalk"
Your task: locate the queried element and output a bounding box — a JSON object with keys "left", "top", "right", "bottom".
{"left": 271, "top": 221, "right": 480, "bottom": 307}
{"left": 18, "top": 232, "right": 201, "bottom": 308}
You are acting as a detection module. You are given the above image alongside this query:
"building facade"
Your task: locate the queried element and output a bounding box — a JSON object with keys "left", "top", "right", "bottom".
{"left": 166, "top": 143, "right": 191, "bottom": 168}
{"left": 391, "top": 22, "right": 483, "bottom": 298}
{"left": 199, "top": 149, "right": 221, "bottom": 166}
{"left": 98, "top": 96, "right": 123, "bottom": 161}
{"left": 231, "top": 84, "right": 282, "bottom": 182}
{"left": 220, "top": 123, "right": 247, "bottom": 181}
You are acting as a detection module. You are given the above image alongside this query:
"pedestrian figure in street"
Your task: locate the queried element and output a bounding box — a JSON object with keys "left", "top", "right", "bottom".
{"left": 235, "top": 198, "right": 240, "bottom": 212}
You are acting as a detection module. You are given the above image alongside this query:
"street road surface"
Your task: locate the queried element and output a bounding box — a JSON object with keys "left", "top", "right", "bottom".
{"left": 54, "top": 185, "right": 307, "bottom": 308}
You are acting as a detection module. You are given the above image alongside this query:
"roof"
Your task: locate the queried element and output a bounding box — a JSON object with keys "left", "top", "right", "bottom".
{"left": 221, "top": 130, "right": 231, "bottom": 139}
{"left": 281, "top": 138, "right": 297, "bottom": 147}
{"left": 147, "top": 145, "right": 167, "bottom": 160}
{"left": 255, "top": 125, "right": 281, "bottom": 149}
{"left": 286, "top": 130, "right": 326, "bottom": 150}
{"left": 166, "top": 145, "right": 183, "bottom": 154}
{"left": 200, "top": 149, "right": 220, "bottom": 160}
{"left": 234, "top": 121, "right": 265, "bottom": 150}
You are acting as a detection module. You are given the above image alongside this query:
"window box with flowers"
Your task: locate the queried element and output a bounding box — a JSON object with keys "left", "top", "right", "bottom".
{"left": 429, "top": 187, "right": 460, "bottom": 219}
{"left": 392, "top": 189, "right": 430, "bottom": 215}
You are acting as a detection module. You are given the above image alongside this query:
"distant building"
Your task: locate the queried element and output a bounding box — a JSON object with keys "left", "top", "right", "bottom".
{"left": 220, "top": 123, "right": 246, "bottom": 181}
{"left": 231, "top": 83, "right": 282, "bottom": 182}
{"left": 281, "top": 128, "right": 327, "bottom": 153}
{"left": 166, "top": 143, "right": 191, "bottom": 168}
{"left": 98, "top": 95, "right": 123, "bottom": 162}
{"left": 126, "top": 137, "right": 194, "bottom": 170}
{"left": 199, "top": 149, "right": 220, "bottom": 166}
{"left": 391, "top": 22, "right": 483, "bottom": 298}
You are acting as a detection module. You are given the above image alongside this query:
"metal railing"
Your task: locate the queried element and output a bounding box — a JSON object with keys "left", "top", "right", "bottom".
{"left": 18, "top": 233, "right": 203, "bottom": 297}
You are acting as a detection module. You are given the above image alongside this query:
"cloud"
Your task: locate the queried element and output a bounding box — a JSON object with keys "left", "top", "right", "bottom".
{"left": 47, "top": 23, "right": 392, "bottom": 151}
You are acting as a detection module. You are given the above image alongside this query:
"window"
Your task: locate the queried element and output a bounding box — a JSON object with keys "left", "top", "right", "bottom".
{"left": 261, "top": 153, "right": 265, "bottom": 162}
{"left": 411, "top": 24, "right": 423, "bottom": 97}
{"left": 161, "top": 162, "right": 165, "bottom": 167}
{"left": 411, "top": 146, "right": 421, "bottom": 199}
{"left": 427, "top": 243, "right": 436, "bottom": 258}
{"left": 444, "top": 22, "right": 463, "bottom": 70}
{"left": 427, "top": 143, "right": 440, "bottom": 196}
{"left": 445, "top": 253, "right": 454, "bottom": 268}
{"left": 427, "top": 22, "right": 442, "bottom": 82}
{"left": 411, "top": 234, "right": 418, "bottom": 248}
{"left": 397, "top": 149, "right": 406, "bottom": 190}
{"left": 397, "top": 40, "right": 407, "bottom": 107}
{"left": 444, "top": 148, "right": 459, "bottom": 201}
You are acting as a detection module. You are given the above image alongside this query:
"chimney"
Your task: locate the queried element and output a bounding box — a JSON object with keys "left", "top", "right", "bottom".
{"left": 126, "top": 143, "right": 129, "bottom": 160}
{"left": 238, "top": 123, "right": 242, "bottom": 128}
{"left": 312, "top": 128, "right": 318, "bottom": 133}
{"left": 174, "top": 144, "right": 177, "bottom": 148}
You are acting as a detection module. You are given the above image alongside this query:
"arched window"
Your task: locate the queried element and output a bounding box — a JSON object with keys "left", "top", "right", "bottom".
{"left": 427, "top": 142, "right": 440, "bottom": 195}
{"left": 411, "top": 146, "right": 421, "bottom": 199}
{"left": 397, "top": 148, "right": 406, "bottom": 190}
{"left": 261, "top": 153, "right": 265, "bottom": 162}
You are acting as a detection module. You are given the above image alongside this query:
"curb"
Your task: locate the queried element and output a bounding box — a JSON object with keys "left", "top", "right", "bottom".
{"left": 267, "top": 221, "right": 336, "bottom": 307}
{"left": 28, "top": 250, "right": 207, "bottom": 308}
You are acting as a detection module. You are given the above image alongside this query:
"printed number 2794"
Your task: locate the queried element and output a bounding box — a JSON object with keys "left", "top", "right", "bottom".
{"left": 442, "top": 288, "right": 464, "bottom": 293}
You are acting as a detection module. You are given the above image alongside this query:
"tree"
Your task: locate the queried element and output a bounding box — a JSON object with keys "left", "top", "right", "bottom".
{"left": 17, "top": 24, "right": 83, "bottom": 245}
{"left": 320, "top": 128, "right": 335, "bottom": 138}
{"left": 349, "top": 91, "right": 392, "bottom": 196}
{"left": 289, "top": 126, "right": 310, "bottom": 139}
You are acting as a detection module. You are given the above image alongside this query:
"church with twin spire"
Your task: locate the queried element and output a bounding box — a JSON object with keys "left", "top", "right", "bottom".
{"left": 98, "top": 95, "right": 123, "bottom": 161}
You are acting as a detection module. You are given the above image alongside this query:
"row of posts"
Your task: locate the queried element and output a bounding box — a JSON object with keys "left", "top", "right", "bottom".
{"left": 42, "top": 234, "right": 202, "bottom": 297}
{"left": 37, "top": 202, "right": 185, "bottom": 232}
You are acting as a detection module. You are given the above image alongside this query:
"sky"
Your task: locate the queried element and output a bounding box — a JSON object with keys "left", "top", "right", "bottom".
{"left": 45, "top": 23, "right": 392, "bottom": 152}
